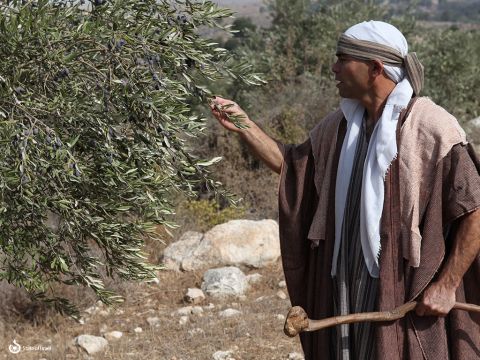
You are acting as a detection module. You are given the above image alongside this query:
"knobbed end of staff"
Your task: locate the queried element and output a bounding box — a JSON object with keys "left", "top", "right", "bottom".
{"left": 284, "top": 306, "right": 309, "bottom": 337}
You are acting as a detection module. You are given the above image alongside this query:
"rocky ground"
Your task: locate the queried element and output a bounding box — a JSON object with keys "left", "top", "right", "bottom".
{"left": 0, "top": 220, "right": 304, "bottom": 360}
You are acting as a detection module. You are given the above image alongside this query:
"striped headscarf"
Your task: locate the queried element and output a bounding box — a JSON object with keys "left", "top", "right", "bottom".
{"left": 336, "top": 23, "right": 424, "bottom": 94}
{"left": 333, "top": 21, "right": 422, "bottom": 278}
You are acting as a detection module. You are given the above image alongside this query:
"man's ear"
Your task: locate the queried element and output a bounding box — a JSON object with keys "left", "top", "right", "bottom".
{"left": 370, "top": 59, "right": 384, "bottom": 78}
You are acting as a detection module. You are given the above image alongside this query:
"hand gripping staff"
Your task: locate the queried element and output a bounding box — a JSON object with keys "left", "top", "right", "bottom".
{"left": 284, "top": 301, "right": 480, "bottom": 337}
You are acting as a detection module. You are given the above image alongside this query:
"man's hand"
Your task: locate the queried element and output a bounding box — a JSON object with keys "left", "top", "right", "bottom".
{"left": 415, "top": 281, "right": 456, "bottom": 317}
{"left": 207, "top": 95, "right": 284, "bottom": 173}
{"left": 415, "top": 209, "right": 480, "bottom": 317}
{"left": 209, "top": 96, "right": 251, "bottom": 132}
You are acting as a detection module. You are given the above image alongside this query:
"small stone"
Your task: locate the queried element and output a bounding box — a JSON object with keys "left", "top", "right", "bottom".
{"left": 246, "top": 273, "right": 263, "bottom": 285}
{"left": 219, "top": 309, "right": 242, "bottom": 318}
{"left": 84, "top": 305, "right": 97, "bottom": 315}
{"left": 133, "top": 327, "right": 143, "bottom": 333}
{"left": 278, "top": 280, "right": 287, "bottom": 288}
{"left": 146, "top": 317, "right": 161, "bottom": 327}
{"left": 104, "top": 331, "right": 123, "bottom": 341}
{"left": 74, "top": 335, "right": 108, "bottom": 355}
{"left": 184, "top": 288, "right": 205, "bottom": 304}
{"left": 179, "top": 316, "right": 189, "bottom": 325}
{"left": 188, "top": 327, "right": 205, "bottom": 336}
{"left": 213, "top": 350, "right": 235, "bottom": 360}
{"left": 288, "top": 352, "right": 305, "bottom": 360}
{"left": 276, "top": 290, "right": 287, "bottom": 300}
{"left": 146, "top": 277, "right": 160, "bottom": 284}
{"left": 204, "top": 303, "right": 215, "bottom": 310}
{"left": 191, "top": 306, "right": 204, "bottom": 316}
{"left": 114, "top": 309, "right": 125, "bottom": 315}
{"left": 276, "top": 314, "right": 286, "bottom": 321}
{"left": 99, "top": 324, "right": 108, "bottom": 334}
{"left": 255, "top": 296, "right": 268, "bottom": 302}
{"left": 172, "top": 306, "right": 193, "bottom": 316}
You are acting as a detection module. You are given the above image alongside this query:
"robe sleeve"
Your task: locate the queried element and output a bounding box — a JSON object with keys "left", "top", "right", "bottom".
{"left": 278, "top": 138, "right": 318, "bottom": 275}
{"left": 442, "top": 143, "right": 480, "bottom": 223}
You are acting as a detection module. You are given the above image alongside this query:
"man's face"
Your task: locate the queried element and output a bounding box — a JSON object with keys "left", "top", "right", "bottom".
{"left": 331, "top": 54, "right": 371, "bottom": 99}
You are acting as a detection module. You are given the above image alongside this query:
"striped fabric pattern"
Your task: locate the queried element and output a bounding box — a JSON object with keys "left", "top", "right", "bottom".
{"left": 332, "top": 116, "right": 379, "bottom": 360}
{"left": 336, "top": 34, "right": 424, "bottom": 95}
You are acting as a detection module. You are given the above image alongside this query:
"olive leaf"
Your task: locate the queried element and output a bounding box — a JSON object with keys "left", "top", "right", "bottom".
{"left": 0, "top": 0, "right": 263, "bottom": 316}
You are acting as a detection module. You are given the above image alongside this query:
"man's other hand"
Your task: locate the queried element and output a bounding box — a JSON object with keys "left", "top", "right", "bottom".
{"left": 415, "top": 281, "right": 456, "bottom": 317}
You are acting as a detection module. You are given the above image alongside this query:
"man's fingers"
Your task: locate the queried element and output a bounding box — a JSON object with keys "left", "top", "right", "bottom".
{"left": 415, "top": 301, "right": 448, "bottom": 317}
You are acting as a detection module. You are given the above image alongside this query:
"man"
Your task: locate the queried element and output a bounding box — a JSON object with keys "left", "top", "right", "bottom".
{"left": 210, "top": 21, "right": 480, "bottom": 359}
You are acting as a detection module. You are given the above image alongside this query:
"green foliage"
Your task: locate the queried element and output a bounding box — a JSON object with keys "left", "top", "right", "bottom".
{"left": 0, "top": 0, "right": 262, "bottom": 315}
{"left": 179, "top": 199, "right": 246, "bottom": 232}
{"left": 414, "top": 26, "right": 480, "bottom": 123}
{"left": 263, "top": 0, "right": 394, "bottom": 81}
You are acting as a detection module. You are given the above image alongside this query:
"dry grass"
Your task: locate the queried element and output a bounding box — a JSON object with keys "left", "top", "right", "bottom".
{"left": 0, "top": 260, "right": 303, "bottom": 360}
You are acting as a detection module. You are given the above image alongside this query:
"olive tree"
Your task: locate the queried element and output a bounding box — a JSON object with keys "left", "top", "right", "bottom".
{"left": 0, "top": 0, "right": 261, "bottom": 315}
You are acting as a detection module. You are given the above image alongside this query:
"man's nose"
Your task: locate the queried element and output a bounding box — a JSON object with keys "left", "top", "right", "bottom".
{"left": 331, "top": 61, "right": 339, "bottom": 74}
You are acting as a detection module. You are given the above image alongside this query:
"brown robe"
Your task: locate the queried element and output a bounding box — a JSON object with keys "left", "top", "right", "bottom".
{"left": 278, "top": 100, "right": 480, "bottom": 359}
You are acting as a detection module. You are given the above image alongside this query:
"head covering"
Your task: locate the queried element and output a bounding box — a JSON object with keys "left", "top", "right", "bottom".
{"left": 333, "top": 21, "right": 418, "bottom": 278}
{"left": 337, "top": 21, "right": 424, "bottom": 94}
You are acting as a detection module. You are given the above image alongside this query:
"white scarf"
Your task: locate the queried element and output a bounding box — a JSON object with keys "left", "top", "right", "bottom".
{"left": 332, "top": 21, "right": 414, "bottom": 278}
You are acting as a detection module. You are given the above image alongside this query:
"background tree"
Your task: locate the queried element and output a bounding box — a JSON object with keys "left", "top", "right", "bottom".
{"left": 0, "top": 0, "right": 262, "bottom": 315}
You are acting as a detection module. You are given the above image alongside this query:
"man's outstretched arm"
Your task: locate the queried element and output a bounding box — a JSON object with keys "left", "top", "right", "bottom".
{"left": 416, "top": 208, "right": 480, "bottom": 316}
{"left": 209, "top": 96, "right": 284, "bottom": 174}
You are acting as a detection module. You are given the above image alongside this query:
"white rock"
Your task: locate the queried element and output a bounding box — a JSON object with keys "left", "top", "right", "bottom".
{"left": 84, "top": 305, "right": 97, "bottom": 315}
{"left": 146, "top": 277, "right": 160, "bottom": 284}
{"left": 162, "top": 231, "right": 204, "bottom": 271}
{"left": 204, "top": 303, "right": 215, "bottom": 310}
{"left": 133, "top": 327, "right": 143, "bottom": 333}
{"left": 276, "top": 290, "right": 287, "bottom": 300}
{"left": 191, "top": 306, "right": 204, "bottom": 316}
{"left": 99, "top": 324, "right": 108, "bottom": 334}
{"left": 219, "top": 309, "right": 242, "bottom": 318}
{"left": 288, "top": 352, "right": 305, "bottom": 360}
{"left": 172, "top": 306, "right": 193, "bottom": 316}
{"left": 278, "top": 280, "right": 287, "bottom": 288}
{"left": 276, "top": 314, "right": 286, "bottom": 321}
{"left": 146, "top": 317, "right": 161, "bottom": 327}
{"left": 179, "top": 316, "right": 189, "bottom": 325}
{"left": 104, "top": 331, "right": 123, "bottom": 341}
{"left": 213, "top": 350, "right": 235, "bottom": 360}
{"left": 163, "top": 220, "right": 280, "bottom": 271}
{"left": 184, "top": 288, "right": 206, "bottom": 304}
{"left": 255, "top": 296, "right": 268, "bottom": 302}
{"left": 75, "top": 335, "right": 108, "bottom": 355}
{"left": 201, "top": 267, "right": 248, "bottom": 298}
{"left": 246, "top": 273, "right": 263, "bottom": 285}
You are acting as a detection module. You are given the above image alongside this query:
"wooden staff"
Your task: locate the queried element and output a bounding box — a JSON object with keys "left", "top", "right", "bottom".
{"left": 284, "top": 302, "right": 480, "bottom": 337}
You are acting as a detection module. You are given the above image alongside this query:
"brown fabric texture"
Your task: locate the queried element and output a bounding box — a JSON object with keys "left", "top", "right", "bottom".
{"left": 398, "top": 97, "right": 468, "bottom": 268}
{"left": 278, "top": 100, "right": 480, "bottom": 359}
{"left": 307, "top": 97, "right": 468, "bottom": 271}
